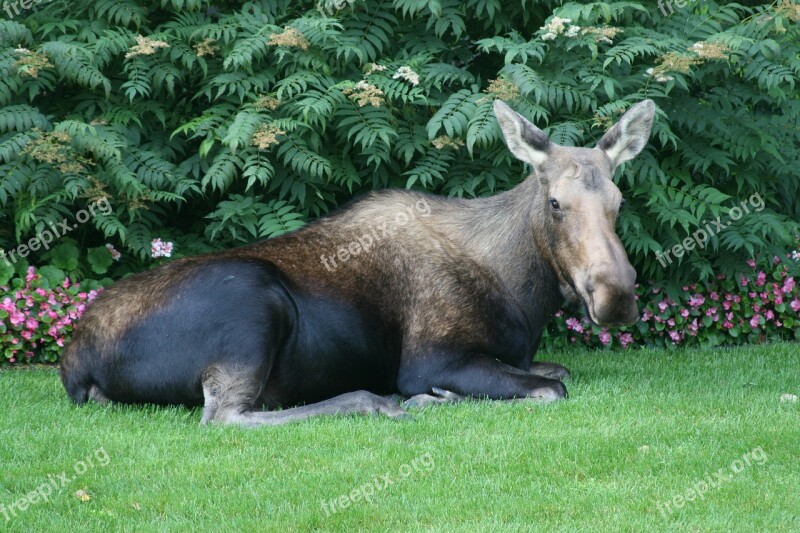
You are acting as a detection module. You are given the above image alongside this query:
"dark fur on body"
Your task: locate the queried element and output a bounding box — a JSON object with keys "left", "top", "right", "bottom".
{"left": 61, "top": 100, "right": 655, "bottom": 425}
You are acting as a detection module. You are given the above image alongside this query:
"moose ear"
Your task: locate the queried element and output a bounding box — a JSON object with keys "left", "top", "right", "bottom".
{"left": 596, "top": 99, "right": 656, "bottom": 170}
{"left": 493, "top": 100, "right": 551, "bottom": 167}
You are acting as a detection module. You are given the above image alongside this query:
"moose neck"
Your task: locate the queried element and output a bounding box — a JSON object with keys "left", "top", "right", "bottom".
{"left": 442, "top": 176, "right": 565, "bottom": 326}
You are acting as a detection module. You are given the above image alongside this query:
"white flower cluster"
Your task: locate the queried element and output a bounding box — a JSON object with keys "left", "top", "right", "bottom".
{"left": 540, "top": 16, "right": 579, "bottom": 41}
{"left": 105, "top": 243, "right": 121, "bottom": 261}
{"left": 365, "top": 63, "right": 387, "bottom": 75}
{"left": 392, "top": 66, "right": 420, "bottom": 86}
{"left": 645, "top": 67, "right": 674, "bottom": 83}
{"left": 792, "top": 250, "right": 799, "bottom": 261}
{"left": 151, "top": 238, "right": 174, "bottom": 259}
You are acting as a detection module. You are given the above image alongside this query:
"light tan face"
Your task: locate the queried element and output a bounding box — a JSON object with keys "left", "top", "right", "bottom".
{"left": 494, "top": 100, "right": 656, "bottom": 326}
{"left": 539, "top": 147, "right": 637, "bottom": 325}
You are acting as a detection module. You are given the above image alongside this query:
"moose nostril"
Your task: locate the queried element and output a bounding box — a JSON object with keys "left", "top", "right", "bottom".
{"left": 585, "top": 283, "right": 594, "bottom": 294}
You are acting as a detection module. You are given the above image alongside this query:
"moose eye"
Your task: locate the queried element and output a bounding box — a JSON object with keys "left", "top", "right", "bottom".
{"left": 550, "top": 198, "right": 560, "bottom": 210}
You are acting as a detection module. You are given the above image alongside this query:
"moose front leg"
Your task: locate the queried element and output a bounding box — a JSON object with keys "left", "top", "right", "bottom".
{"left": 397, "top": 353, "right": 567, "bottom": 403}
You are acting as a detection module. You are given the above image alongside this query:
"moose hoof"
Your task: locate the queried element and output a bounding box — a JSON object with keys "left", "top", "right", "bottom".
{"left": 529, "top": 362, "right": 572, "bottom": 381}
{"left": 528, "top": 380, "right": 567, "bottom": 402}
{"left": 402, "top": 387, "right": 465, "bottom": 409}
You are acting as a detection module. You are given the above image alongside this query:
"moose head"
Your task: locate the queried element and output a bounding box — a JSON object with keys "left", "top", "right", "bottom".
{"left": 494, "top": 99, "right": 656, "bottom": 326}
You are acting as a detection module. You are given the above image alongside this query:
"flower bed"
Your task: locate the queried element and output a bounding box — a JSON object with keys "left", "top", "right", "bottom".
{"left": 1, "top": 267, "right": 100, "bottom": 364}
{"left": 543, "top": 255, "right": 800, "bottom": 350}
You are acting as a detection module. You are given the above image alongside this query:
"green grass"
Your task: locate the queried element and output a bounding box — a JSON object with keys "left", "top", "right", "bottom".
{"left": 1, "top": 344, "right": 798, "bottom": 532}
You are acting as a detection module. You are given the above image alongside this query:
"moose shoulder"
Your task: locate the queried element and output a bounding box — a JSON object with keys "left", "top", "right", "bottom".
{"left": 60, "top": 99, "right": 656, "bottom": 426}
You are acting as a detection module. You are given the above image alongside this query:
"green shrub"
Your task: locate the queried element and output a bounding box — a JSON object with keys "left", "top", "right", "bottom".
{"left": 0, "top": 0, "right": 798, "bottom": 287}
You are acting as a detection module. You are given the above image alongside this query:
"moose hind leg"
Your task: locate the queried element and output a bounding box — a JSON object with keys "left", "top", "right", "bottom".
{"left": 202, "top": 366, "right": 410, "bottom": 427}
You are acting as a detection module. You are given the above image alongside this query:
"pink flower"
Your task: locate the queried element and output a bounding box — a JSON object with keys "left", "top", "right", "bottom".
{"left": 25, "top": 266, "right": 37, "bottom": 283}
{"left": 667, "top": 318, "right": 675, "bottom": 327}
{"left": 554, "top": 310, "right": 564, "bottom": 317}
{"left": 599, "top": 331, "right": 612, "bottom": 346}
{"left": 746, "top": 259, "right": 756, "bottom": 268}
{"left": 741, "top": 275, "right": 749, "bottom": 286}
{"left": 765, "top": 310, "right": 774, "bottom": 320}
{"left": 658, "top": 301, "right": 669, "bottom": 313}
{"left": 21, "top": 330, "right": 33, "bottom": 340}
{"left": 723, "top": 320, "right": 734, "bottom": 330}
{"left": 151, "top": 238, "right": 174, "bottom": 258}
{"left": 566, "top": 317, "right": 583, "bottom": 333}
{"left": 680, "top": 309, "right": 689, "bottom": 318}
{"left": 756, "top": 271, "right": 767, "bottom": 286}
{"left": 9, "top": 310, "right": 25, "bottom": 327}
{"left": 782, "top": 277, "right": 795, "bottom": 294}
{"left": 688, "top": 294, "right": 705, "bottom": 307}
{"left": 0, "top": 297, "right": 13, "bottom": 312}
{"left": 791, "top": 299, "right": 800, "bottom": 312}
{"left": 642, "top": 309, "right": 653, "bottom": 321}
{"left": 25, "top": 318, "right": 38, "bottom": 330}
{"left": 619, "top": 332, "right": 634, "bottom": 348}
{"left": 668, "top": 330, "right": 682, "bottom": 343}
{"left": 749, "top": 315, "right": 761, "bottom": 328}
{"left": 705, "top": 307, "right": 717, "bottom": 317}
{"left": 710, "top": 291, "right": 719, "bottom": 301}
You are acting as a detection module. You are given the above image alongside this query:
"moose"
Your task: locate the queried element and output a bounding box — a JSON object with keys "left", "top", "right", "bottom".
{"left": 61, "top": 99, "right": 655, "bottom": 426}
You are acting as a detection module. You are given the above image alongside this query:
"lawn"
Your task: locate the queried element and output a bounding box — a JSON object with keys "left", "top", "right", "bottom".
{"left": 1, "top": 344, "right": 798, "bottom": 532}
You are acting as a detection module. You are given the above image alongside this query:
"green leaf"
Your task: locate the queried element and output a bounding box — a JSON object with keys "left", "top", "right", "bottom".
{"left": 48, "top": 244, "right": 80, "bottom": 271}
{"left": 87, "top": 246, "right": 114, "bottom": 274}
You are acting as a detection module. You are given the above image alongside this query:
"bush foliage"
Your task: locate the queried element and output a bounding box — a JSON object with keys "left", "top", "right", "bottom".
{"left": 1, "top": 0, "right": 798, "bottom": 283}
{"left": 1, "top": 1, "right": 799, "bottom": 363}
